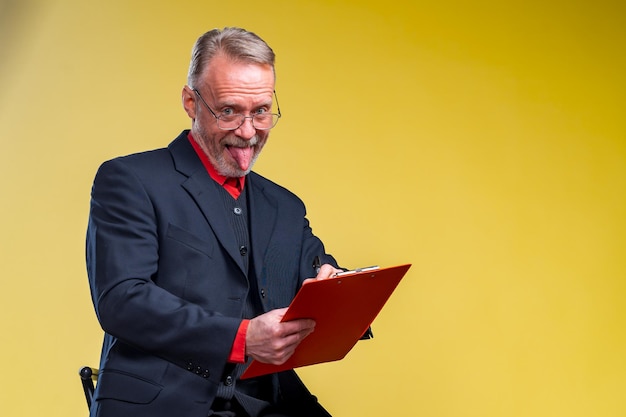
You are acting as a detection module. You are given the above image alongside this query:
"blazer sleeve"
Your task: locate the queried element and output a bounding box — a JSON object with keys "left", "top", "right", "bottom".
{"left": 86, "top": 158, "right": 238, "bottom": 380}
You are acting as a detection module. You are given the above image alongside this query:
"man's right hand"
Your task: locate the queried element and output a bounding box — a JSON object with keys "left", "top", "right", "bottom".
{"left": 245, "top": 308, "right": 315, "bottom": 365}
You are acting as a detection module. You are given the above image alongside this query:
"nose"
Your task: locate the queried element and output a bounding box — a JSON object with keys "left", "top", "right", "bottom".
{"left": 235, "top": 117, "right": 257, "bottom": 140}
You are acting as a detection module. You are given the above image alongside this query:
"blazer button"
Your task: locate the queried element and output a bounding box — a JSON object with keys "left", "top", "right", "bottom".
{"left": 225, "top": 375, "right": 233, "bottom": 386}
{"left": 239, "top": 246, "right": 247, "bottom": 256}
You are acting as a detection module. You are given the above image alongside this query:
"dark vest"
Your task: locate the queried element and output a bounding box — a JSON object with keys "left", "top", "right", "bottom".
{"left": 214, "top": 185, "right": 274, "bottom": 416}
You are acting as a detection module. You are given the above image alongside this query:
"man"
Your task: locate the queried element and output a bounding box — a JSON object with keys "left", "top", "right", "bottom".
{"left": 86, "top": 27, "right": 345, "bottom": 417}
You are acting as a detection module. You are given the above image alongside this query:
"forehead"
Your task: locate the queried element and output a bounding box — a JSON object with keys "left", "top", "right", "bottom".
{"left": 203, "top": 54, "right": 275, "bottom": 103}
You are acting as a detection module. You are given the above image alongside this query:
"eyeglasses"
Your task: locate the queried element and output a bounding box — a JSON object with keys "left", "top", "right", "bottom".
{"left": 193, "top": 88, "right": 281, "bottom": 131}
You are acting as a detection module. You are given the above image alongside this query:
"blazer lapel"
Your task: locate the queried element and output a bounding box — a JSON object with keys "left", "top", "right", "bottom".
{"left": 168, "top": 132, "right": 247, "bottom": 276}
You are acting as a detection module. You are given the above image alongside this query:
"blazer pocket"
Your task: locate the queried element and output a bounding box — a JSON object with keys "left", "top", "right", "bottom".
{"left": 96, "top": 370, "right": 162, "bottom": 404}
{"left": 166, "top": 224, "right": 214, "bottom": 257}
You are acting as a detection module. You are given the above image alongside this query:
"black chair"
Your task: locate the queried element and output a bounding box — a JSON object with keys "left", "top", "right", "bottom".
{"left": 79, "top": 366, "right": 99, "bottom": 410}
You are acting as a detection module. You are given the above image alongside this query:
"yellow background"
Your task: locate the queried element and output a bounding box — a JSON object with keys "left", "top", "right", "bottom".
{"left": 1, "top": 1, "right": 624, "bottom": 416}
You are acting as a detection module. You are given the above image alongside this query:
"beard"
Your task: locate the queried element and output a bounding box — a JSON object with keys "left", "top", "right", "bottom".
{"left": 194, "top": 123, "right": 268, "bottom": 177}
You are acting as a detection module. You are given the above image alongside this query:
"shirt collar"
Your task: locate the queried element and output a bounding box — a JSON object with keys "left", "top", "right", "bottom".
{"left": 187, "top": 132, "right": 245, "bottom": 197}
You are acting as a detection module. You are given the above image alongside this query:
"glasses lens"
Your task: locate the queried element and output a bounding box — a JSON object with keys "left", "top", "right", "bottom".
{"left": 217, "top": 115, "right": 243, "bottom": 130}
{"left": 254, "top": 114, "right": 278, "bottom": 129}
{"left": 216, "top": 114, "right": 280, "bottom": 130}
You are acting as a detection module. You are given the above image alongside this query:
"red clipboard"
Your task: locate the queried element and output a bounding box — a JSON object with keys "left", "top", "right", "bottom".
{"left": 241, "top": 263, "right": 411, "bottom": 379}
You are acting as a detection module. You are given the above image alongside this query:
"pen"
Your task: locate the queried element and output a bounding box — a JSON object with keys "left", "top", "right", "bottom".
{"left": 312, "top": 256, "right": 321, "bottom": 275}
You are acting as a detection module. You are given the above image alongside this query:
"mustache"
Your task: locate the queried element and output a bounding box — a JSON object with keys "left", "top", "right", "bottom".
{"left": 223, "top": 134, "right": 259, "bottom": 148}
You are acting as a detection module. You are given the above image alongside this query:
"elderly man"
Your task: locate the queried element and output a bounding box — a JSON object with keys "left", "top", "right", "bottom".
{"left": 86, "top": 27, "right": 345, "bottom": 417}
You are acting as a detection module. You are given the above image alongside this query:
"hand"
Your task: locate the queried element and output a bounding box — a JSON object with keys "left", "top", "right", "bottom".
{"left": 302, "top": 263, "right": 343, "bottom": 285}
{"left": 246, "top": 308, "right": 315, "bottom": 365}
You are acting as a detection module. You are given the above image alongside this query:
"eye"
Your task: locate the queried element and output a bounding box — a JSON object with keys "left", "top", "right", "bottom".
{"left": 254, "top": 107, "right": 268, "bottom": 115}
{"left": 220, "top": 108, "right": 235, "bottom": 116}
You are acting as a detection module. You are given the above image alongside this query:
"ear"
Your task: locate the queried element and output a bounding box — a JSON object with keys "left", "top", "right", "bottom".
{"left": 182, "top": 85, "right": 196, "bottom": 120}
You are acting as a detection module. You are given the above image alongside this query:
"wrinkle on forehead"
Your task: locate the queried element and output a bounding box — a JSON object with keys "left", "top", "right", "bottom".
{"left": 201, "top": 54, "right": 275, "bottom": 105}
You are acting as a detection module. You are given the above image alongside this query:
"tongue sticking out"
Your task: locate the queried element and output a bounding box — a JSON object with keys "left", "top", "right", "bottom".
{"left": 228, "top": 146, "right": 254, "bottom": 171}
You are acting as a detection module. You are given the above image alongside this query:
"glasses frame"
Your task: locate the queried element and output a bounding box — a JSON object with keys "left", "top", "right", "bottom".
{"left": 192, "top": 88, "right": 281, "bottom": 131}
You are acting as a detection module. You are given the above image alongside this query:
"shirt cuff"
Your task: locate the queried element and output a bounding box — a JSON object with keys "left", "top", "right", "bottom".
{"left": 227, "top": 319, "right": 250, "bottom": 364}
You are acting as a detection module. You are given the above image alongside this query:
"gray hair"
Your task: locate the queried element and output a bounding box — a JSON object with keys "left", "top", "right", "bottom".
{"left": 187, "top": 27, "right": 276, "bottom": 87}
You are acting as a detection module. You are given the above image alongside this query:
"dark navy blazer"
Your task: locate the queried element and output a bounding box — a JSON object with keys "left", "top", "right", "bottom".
{"left": 86, "top": 130, "right": 336, "bottom": 417}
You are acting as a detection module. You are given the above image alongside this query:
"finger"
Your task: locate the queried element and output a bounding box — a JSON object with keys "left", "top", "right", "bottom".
{"left": 273, "top": 326, "right": 315, "bottom": 362}
{"left": 282, "top": 318, "right": 315, "bottom": 336}
{"left": 316, "top": 263, "right": 342, "bottom": 280}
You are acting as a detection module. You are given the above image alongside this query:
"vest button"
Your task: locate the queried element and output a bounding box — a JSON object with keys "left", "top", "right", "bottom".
{"left": 239, "top": 246, "right": 247, "bottom": 256}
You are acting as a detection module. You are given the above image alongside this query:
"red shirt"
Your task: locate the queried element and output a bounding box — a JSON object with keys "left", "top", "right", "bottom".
{"left": 188, "top": 132, "right": 249, "bottom": 364}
